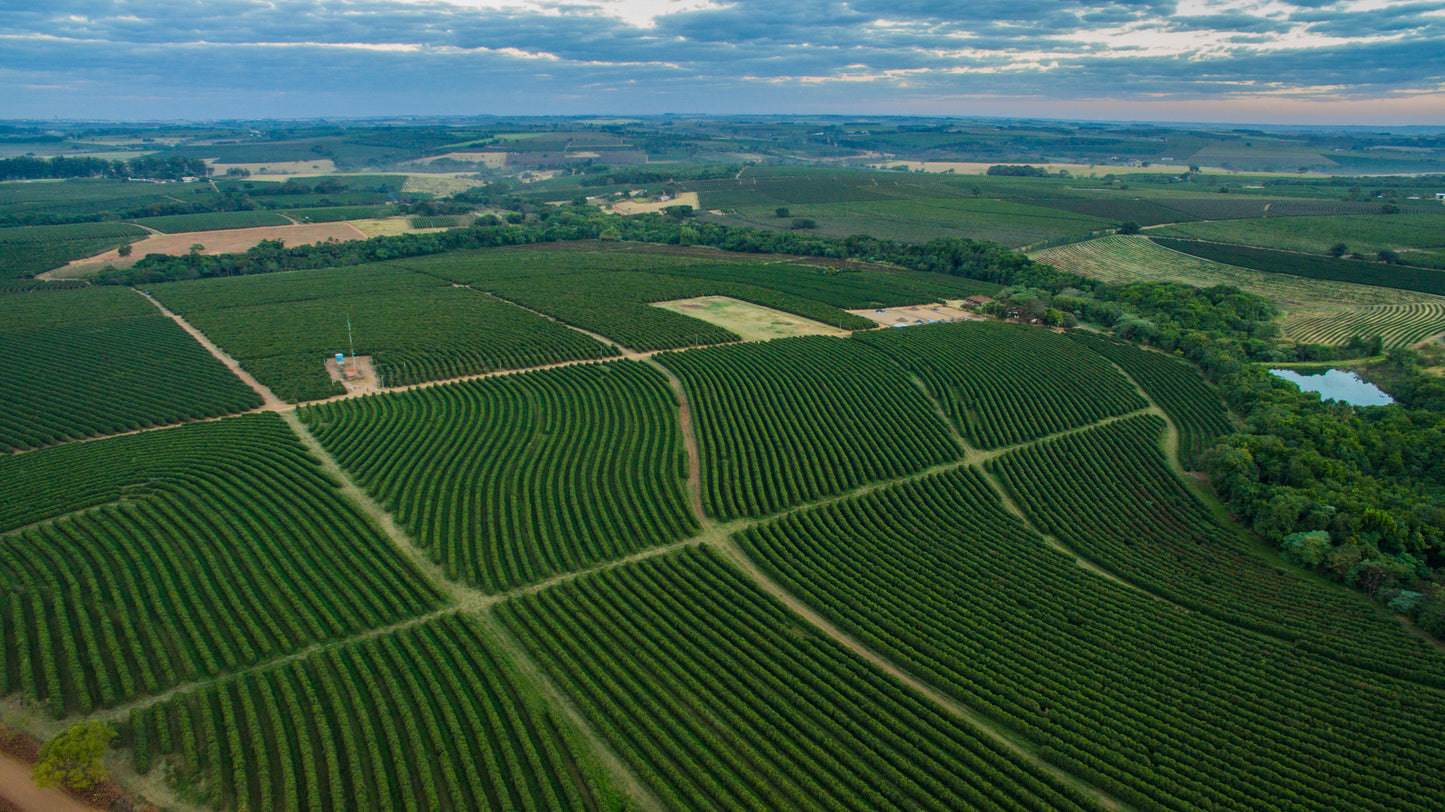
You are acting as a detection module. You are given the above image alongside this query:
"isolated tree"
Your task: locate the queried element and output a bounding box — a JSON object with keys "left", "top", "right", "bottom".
{"left": 1327, "top": 242, "right": 1347, "bottom": 258}
{"left": 1378, "top": 249, "right": 1401, "bottom": 265}
{"left": 117, "top": 243, "right": 133, "bottom": 257}
{"left": 775, "top": 207, "right": 790, "bottom": 218}
{"left": 33, "top": 721, "right": 115, "bottom": 791}
{"left": 1117, "top": 221, "right": 1142, "bottom": 235}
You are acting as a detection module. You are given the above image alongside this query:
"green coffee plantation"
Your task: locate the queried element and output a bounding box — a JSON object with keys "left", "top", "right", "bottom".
{"left": 658, "top": 336, "right": 959, "bottom": 519}
{"left": 988, "top": 414, "right": 1445, "bottom": 686}
{"left": 124, "top": 613, "right": 605, "bottom": 812}
{"left": 302, "top": 362, "right": 697, "bottom": 592}
{"left": 0, "top": 221, "right": 148, "bottom": 279}
{"left": 854, "top": 322, "right": 1147, "bottom": 449}
{"left": 149, "top": 262, "right": 618, "bottom": 401}
{"left": 1283, "top": 301, "right": 1445, "bottom": 348}
{"left": 5, "top": 254, "right": 1445, "bottom": 811}
{"left": 497, "top": 548, "right": 1098, "bottom": 812}
{"left": 0, "top": 287, "right": 261, "bottom": 452}
{"left": 1064, "top": 330, "right": 1234, "bottom": 467}
{"left": 737, "top": 466, "right": 1445, "bottom": 811}
{"left": 0, "top": 415, "right": 442, "bottom": 717}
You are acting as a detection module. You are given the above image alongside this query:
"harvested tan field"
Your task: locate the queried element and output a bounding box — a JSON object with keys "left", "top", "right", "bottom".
{"left": 425, "top": 151, "right": 508, "bottom": 167}
{"left": 44, "top": 222, "right": 367, "bottom": 278}
{"left": 207, "top": 159, "right": 337, "bottom": 176}
{"left": 399, "top": 175, "right": 489, "bottom": 196}
{"left": 609, "top": 192, "right": 701, "bottom": 215}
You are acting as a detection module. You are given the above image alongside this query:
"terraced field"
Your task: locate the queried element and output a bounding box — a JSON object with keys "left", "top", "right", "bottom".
{"left": 1033, "top": 235, "right": 1445, "bottom": 344}
{"left": 1284, "top": 302, "right": 1445, "bottom": 348}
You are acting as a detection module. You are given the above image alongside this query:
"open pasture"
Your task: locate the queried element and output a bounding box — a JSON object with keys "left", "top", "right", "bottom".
{"left": 46, "top": 221, "right": 369, "bottom": 279}
{"left": 653, "top": 296, "right": 848, "bottom": 341}
{"left": 1033, "top": 235, "right": 1445, "bottom": 342}
{"left": 1153, "top": 237, "right": 1445, "bottom": 297}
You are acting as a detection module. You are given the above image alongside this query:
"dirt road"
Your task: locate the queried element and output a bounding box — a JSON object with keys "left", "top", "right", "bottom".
{"left": 0, "top": 752, "right": 101, "bottom": 812}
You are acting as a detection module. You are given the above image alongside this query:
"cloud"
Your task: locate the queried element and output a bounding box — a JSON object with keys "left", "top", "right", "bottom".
{"left": 0, "top": 0, "right": 1441, "bottom": 122}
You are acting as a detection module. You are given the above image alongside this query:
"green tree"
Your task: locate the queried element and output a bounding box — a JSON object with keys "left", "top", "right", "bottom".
{"left": 1327, "top": 242, "right": 1347, "bottom": 258}
{"left": 775, "top": 207, "right": 790, "bottom": 218}
{"left": 1117, "top": 221, "right": 1141, "bottom": 235}
{"left": 32, "top": 721, "right": 115, "bottom": 791}
{"left": 117, "top": 242, "right": 133, "bottom": 257}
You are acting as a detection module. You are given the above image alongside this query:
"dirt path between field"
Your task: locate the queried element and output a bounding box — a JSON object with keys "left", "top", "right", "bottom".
{"left": 136, "top": 290, "right": 287, "bottom": 411}
{"left": 643, "top": 358, "right": 706, "bottom": 524}
{"left": 0, "top": 752, "right": 102, "bottom": 812}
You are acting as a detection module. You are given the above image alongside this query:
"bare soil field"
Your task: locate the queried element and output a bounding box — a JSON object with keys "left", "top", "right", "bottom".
{"left": 609, "top": 192, "right": 701, "bottom": 215}
{"left": 851, "top": 301, "right": 981, "bottom": 327}
{"left": 399, "top": 175, "right": 489, "bottom": 196}
{"left": 653, "top": 296, "right": 848, "bottom": 341}
{"left": 43, "top": 222, "right": 368, "bottom": 278}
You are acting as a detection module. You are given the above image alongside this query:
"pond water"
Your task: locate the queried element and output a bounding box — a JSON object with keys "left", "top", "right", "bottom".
{"left": 1268, "top": 368, "right": 1394, "bottom": 407}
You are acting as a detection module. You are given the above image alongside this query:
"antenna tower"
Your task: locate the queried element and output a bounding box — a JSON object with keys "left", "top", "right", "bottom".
{"left": 347, "top": 313, "right": 356, "bottom": 367}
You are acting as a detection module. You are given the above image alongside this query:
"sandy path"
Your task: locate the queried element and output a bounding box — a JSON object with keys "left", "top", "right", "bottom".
{"left": 136, "top": 290, "right": 286, "bottom": 411}
{"left": 0, "top": 752, "right": 102, "bottom": 812}
{"left": 643, "top": 358, "right": 705, "bottom": 524}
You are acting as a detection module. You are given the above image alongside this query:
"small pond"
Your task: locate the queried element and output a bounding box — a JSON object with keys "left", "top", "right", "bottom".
{"left": 1268, "top": 368, "right": 1394, "bottom": 407}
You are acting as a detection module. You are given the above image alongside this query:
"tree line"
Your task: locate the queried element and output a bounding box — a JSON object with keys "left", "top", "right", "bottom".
{"left": 0, "top": 155, "right": 211, "bottom": 182}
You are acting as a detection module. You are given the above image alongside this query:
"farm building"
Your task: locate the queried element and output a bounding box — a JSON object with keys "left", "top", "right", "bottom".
{"left": 964, "top": 295, "right": 993, "bottom": 308}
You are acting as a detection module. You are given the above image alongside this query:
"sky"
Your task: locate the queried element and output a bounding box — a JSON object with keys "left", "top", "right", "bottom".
{"left": 2, "top": 1, "right": 1444, "bottom": 124}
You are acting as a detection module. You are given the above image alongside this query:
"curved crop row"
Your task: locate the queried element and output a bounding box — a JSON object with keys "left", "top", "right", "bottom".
{"left": 659, "top": 336, "right": 959, "bottom": 519}
{"left": 738, "top": 465, "right": 1445, "bottom": 811}
{"left": 124, "top": 613, "right": 597, "bottom": 811}
{"left": 988, "top": 414, "right": 1445, "bottom": 686}
{"left": 497, "top": 546, "right": 1097, "bottom": 812}
{"left": 1065, "top": 330, "right": 1234, "bottom": 468}
{"left": 0, "top": 414, "right": 443, "bottom": 716}
{"left": 1284, "top": 302, "right": 1445, "bottom": 349}
{"left": 303, "top": 361, "right": 697, "bottom": 592}
{"left": 855, "top": 321, "right": 1147, "bottom": 449}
